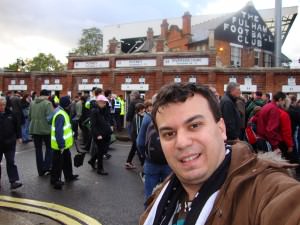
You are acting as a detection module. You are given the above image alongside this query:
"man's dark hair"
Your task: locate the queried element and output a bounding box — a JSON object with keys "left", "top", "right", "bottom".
{"left": 265, "top": 93, "right": 270, "bottom": 99}
{"left": 273, "top": 91, "right": 286, "bottom": 102}
{"left": 40, "top": 89, "right": 49, "bottom": 96}
{"left": 104, "top": 89, "right": 112, "bottom": 97}
{"left": 255, "top": 91, "right": 262, "bottom": 97}
{"left": 290, "top": 95, "right": 297, "bottom": 103}
{"left": 135, "top": 103, "right": 146, "bottom": 113}
{"left": 94, "top": 88, "right": 103, "bottom": 97}
{"left": 152, "top": 83, "right": 221, "bottom": 128}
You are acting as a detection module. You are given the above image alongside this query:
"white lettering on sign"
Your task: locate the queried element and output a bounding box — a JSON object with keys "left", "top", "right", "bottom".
{"left": 74, "top": 61, "right": 109, "bottom": 69}
{"left": 222, "top": 9, "right": 273, "bottom": 49}
{"left": 163, "top": 57, "right": 209, "bottom": 66}
{"left": 41, "top": 84, "right": 63, "bottom": 91}
{"left": 116, "top": 59, "right": 156, "bottom": 67}
{"left": 121, "top": 84, "right": 149, "bottom": 91}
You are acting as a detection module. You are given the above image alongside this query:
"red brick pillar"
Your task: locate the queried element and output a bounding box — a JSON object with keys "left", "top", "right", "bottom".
{"left": 156, "top": 55, "right": 164, "bottom": 90}
{"left": 265, "top": 71, "right": 274, "bottom": 93}
{"left": 65, "top": 73, "right": 73, "bottom": 96}
{"left": 0, "top": 75, "right": 4, "bottom": 94}
{"left": 208, "top": 71, "right": 216, "bottom": 86}
{"left": 29, "top": 74, "right": 36, "bottom": 94}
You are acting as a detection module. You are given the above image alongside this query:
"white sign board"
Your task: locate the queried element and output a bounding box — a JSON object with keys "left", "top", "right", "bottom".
{"left": 8, "top": 85, "right": 28, "bottom": 91}
{"left": 244, "top": 77, "right": 252, "bottom": 86}
{"left": 224, "top": 84, "right": 257, "bottom": 92}
{"left": 121, "top": 84, "right": 149, "bottom": 91}
{"left": 41, "top": 84, "right": 63, "bottom": 91}
{"left": 78, "top": 84, "right": 103, "bottom": 91}
{"left": 74, "top": 61, "right": 109, "bottom": 69}
{"left": 116, "top": 59, "right": 156, "bottom": 67}
{"left": 282, "top": 85, "right": 300, "bottom": 93}
{"left": 288, "top": 77, "right": 296, "bottom": 86}
{"left": 163, "top": 57, "right": 209, "bottom": 66}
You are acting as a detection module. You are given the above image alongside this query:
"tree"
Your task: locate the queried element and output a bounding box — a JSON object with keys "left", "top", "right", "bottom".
{"left": 5, "top": 53, "right": 65, "bottom": 72}
{"left": 73, "top": 27, "right": 103, "bottom": 56}
{"left": 27, "top": 53, "right": 65, "bottom": 72}
{"left": 5, "top": 58, "right": 26, "bottom": 72}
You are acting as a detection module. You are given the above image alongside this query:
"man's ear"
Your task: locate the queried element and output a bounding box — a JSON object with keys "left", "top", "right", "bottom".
{"left": 218, "top": 118, "right": 227, "bottom": 141}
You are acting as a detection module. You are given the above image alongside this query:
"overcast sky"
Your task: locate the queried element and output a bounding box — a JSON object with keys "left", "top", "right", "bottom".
{"left": 0, "top": 0, "right": 299, "bottom": 68}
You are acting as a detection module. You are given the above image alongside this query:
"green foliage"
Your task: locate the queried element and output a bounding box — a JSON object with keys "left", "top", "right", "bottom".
{"left": 27, "top": 53, "right": 65, "bottom": 72}
{"left": 5, "top": 58, "right": 26, "bottom": 72}
{"left": 5, "top": 53, "right": 65, "bottom": 72}
{"left": 73, "top": 27, "right": 103, "bottom": 56}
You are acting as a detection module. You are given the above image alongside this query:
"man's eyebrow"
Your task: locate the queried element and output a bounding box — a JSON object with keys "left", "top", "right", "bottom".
{"left": 158, "top": 115, "right": 204, "bottom": 133}
{"left": 184, "top": 115, "right": 205, "bottom": 124}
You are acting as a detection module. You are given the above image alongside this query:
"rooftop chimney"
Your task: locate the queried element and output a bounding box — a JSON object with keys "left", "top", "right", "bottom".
{"left": 160, "top": 19, "right": 169, "bottom": 39}
{"left": 182, "top": 12, "right": 191, "bottom": 36}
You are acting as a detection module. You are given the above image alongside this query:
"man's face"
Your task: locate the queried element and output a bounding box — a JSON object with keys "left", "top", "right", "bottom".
{"left": 156, "top": 94, "right": 227, "bottom": 187}
{"left": 230, "top": 87, "right": 241, "bottom": 98}
{"left": 278, "top": 98, "right": 286, "bottom": 108}
{"left": 97, "top": 100, "right": 107, "bottom": 108}
{"left": 0, "top": 100, "right": 5, "bottom": 112}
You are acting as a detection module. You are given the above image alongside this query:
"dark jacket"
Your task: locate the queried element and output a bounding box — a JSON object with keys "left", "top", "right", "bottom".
{"left": 288, "top": 104, "right": 300, "bottom": 135}
{"left": 90, "top": 107, "right": 113, "bottom": 141}
{"left": 0, "top": 109, "right": 21, "bottom": 147}
{"left": 131, "top": 113, "right": 144, "bottom": 140}
{"left": 126, "top": 98, "right": 144, "bottom": 122}
{"left": 220, "top": 93, "right": 241, "bottom": 140}
{"left": 140, "top": 142, "right": 300, "bottom": 225}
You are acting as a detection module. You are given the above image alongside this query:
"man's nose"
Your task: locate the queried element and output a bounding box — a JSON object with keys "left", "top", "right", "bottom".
{"left": 175, "top": 129, "right": 193, "bottom": 150}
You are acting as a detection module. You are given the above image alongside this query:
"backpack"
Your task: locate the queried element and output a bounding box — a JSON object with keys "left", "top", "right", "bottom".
{"left": 145, "top": 121, "right": 167, "bottom": 165}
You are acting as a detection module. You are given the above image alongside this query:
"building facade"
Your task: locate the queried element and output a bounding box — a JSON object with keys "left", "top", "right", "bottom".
{"left": 0, "top": 2, "right": 299, "bottom": 100}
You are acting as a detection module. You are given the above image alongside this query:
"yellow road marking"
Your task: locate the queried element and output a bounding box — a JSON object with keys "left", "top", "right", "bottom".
{"left": 0, "top": 195, "right": 102, "bottom": 225}
{"left": 0, "top": 201, "right": 81, "bottom": 225}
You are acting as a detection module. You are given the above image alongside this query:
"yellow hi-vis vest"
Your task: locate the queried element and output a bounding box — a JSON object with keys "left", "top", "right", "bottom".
{"left": 120, "top": 98, "right": 125, "bottom": 116}
{"left": 51, "top": 109, "right": 74, "bottom": 150}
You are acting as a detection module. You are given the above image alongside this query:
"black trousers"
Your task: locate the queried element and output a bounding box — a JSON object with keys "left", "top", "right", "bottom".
{"left": 50, "top": 149, "right": 73, "bottom": 183}
{"left": 0, "top": 142, "right": 20, "bottom": 183}
{"left": 79, "top": 123, "right": 92, "bottom": 150}
{"left": 126, "top": 140, "right": 145, "bottom": 165}
{"left": 90, "top": 139, "right": 110, "bottom": 171}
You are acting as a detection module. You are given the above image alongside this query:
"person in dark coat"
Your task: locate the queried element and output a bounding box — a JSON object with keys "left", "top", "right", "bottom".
{"left": 89, "top": 95, "right": 113, "bottom": 175}
{"left": 126, "top": 90, "right": 144, "bottom": 135}
{"left": 0, "top": 96, "right": 23, "bottom": 190}
{"left": 220, "top": 82, "right": 242, "bottom": 142}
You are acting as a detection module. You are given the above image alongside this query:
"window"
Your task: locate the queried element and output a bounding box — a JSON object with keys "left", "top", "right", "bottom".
{"left": 254, "top": 51, "right": 260, "bottom": 66}
{"left": 264, "top": 53, "right": 272, "bottom": 67}
{"left": 230, "top": 46, "right": 241, "bottom": 67}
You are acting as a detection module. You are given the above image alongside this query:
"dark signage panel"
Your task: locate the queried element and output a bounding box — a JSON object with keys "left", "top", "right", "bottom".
{"left": 215, "top": 4, "right": 274, "bottom": 51}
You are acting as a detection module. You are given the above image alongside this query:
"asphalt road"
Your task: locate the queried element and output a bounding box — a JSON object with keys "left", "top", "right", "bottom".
{"left": 0, "top": 140, "right": 145, "bottom": 225}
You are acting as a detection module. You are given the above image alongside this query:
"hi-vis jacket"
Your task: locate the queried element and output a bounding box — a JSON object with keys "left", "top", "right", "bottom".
{"left": 51, "top": 108, "right": 73, "bottom": 150}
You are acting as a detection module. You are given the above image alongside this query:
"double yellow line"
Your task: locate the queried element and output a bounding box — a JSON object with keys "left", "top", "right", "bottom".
{"left": 0, "top": 195, "right": 102, "bottom": 225}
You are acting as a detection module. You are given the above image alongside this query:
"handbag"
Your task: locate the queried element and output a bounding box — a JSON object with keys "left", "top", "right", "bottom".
{"left": 245, "top": 123, "right": 257, "bottom": 145}
{"left": 73, "top": 140, "right": 87, "bottom": 167}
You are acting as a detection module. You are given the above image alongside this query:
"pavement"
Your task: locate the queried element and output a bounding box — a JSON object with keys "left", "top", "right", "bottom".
{"left": 0, "top": 130, "right": 145, "bottom": 225}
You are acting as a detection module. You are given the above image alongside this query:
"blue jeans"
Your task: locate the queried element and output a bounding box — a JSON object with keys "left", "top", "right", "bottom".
{"left": 33, "top": 134, "right": 53, "bottom": 176}
{"left": 143, "top": 160, "right": 172, "bottom": 207}
{"left": 0, "top": 143, "right": 20, "bottom": 183}
{"left": 22, "top": 118, "right": 30, "bottom": 142}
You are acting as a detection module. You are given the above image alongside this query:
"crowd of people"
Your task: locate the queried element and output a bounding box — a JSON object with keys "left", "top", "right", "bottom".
{"left": 0, "top": 82, "right": 300, "bottom": 224}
